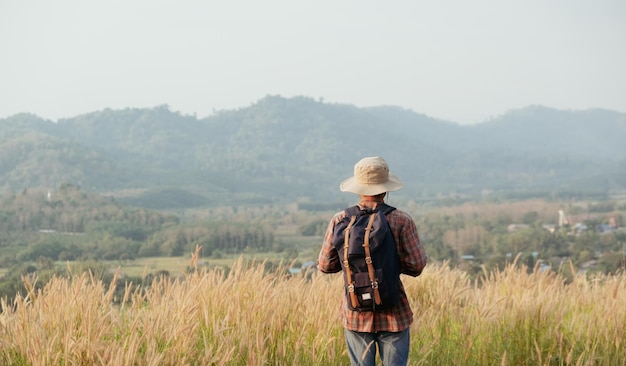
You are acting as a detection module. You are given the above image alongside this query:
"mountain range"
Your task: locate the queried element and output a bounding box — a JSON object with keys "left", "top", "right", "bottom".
{"left": 1, "top": 95, "right": 625, "bottom": 208}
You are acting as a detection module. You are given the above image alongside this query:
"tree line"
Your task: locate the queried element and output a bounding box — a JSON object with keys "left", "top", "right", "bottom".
{"left": 2, "top": 184, "right": 626, "bottom": 304}
{"left": 0, "top": 185, "right": 283, "bottom": 300}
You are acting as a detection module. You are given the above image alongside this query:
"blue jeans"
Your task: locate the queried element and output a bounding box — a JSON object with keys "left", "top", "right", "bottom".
{"left": 344, "top": 328, "right": 410, "bottom": 366}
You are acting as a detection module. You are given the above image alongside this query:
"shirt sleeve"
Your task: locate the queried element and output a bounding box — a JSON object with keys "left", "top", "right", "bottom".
{"left": 316, "top": 212, "right": 343, "bottom": 273}
{"left": 391, "top": 211, "right": 428, "bottom": 277}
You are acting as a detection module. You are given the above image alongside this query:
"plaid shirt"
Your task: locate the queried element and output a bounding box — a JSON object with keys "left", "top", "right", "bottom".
{"left": 317, "top": 205, "right": 427, "bottom": 333}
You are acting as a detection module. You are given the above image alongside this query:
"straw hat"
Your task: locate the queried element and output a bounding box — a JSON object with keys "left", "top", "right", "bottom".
{"left": 339, "top": 156, "right": 404, "bottom": 196}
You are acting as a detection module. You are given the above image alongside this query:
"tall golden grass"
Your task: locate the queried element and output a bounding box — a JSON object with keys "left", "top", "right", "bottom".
{"left": 1, "top": 258, "right": 625, "bottom": 365}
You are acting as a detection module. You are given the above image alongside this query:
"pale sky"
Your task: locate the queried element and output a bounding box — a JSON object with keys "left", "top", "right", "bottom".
{"left": 1, "top": 0, "right": 624, "bottom": 124}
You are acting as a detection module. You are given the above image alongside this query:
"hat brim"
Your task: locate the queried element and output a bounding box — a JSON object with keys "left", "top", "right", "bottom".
{"left": 339, "top": 173, "right": 404, "bottom": 195}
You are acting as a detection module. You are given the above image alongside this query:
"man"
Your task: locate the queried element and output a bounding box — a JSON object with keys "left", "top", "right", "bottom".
{"left": 317, "top": 156, "right": 427, "bottom": 366}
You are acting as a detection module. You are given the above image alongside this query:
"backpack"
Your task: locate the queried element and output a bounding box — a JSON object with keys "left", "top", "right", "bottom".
{"left": 332, "top": 203, "right": 400, "bottom": 312}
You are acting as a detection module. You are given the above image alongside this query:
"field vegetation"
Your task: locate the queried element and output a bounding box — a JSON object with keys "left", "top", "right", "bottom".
{"left": 1, "top": 184, "right": 626, "bottom": 364}
{"left": 1, "top": 255, "right": 625, "bottom": 365}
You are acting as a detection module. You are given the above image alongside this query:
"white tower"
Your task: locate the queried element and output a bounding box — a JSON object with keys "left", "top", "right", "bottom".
{"left": 558, "top": 210, "right": 568, "bottom": 227}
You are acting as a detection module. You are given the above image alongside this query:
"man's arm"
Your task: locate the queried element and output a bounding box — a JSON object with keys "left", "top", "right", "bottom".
{"left": 317, "top": 215, "right": 343, "bottom": 273}
{"left": 393, "top": 212, "right": 427, "bottom": 277}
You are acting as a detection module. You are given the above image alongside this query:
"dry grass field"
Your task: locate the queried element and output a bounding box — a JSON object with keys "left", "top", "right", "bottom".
{"left": 1, "top": 256, "right": 625, "bottom": 365}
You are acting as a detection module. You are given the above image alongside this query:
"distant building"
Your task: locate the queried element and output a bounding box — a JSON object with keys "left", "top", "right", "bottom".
{"left": 597, "top": 224, "right": 615, "bottom": 234}
{"left": 508, "top": 224, "right": 529, "bottom": 233}
{"left": 288, "top": 261, "right": 317, "bottom": 275}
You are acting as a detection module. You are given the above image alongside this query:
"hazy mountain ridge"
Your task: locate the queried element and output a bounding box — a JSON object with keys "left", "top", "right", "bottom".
{"left": 470, "top": 106, "right": 626, "bottom": 160}
{"left": 1, "top": 96, "right": 624, "bottom": 206}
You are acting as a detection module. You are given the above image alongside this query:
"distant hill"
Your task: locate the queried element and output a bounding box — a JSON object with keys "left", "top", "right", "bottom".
{"left": 1, "top": 96, "right": 625, "bottom": 208}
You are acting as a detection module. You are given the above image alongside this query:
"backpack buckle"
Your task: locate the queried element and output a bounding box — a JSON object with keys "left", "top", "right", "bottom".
{"left": 371, "top": 281, "right": 379, "bottom": 289}
{"left": 348, "top": 284, "right": 355, "bottom": 293}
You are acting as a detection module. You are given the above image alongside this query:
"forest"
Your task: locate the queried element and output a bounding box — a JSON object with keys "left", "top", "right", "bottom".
{"left": 1, "top": 96, "right": 625, "bottom": 207}
{"left": 1, "top": 184, "right": 625, "bottom": 304}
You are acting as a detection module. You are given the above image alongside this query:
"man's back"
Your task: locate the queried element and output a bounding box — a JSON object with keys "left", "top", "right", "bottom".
{"left": 317, "top": 205, "right": 427, "bottom": 333}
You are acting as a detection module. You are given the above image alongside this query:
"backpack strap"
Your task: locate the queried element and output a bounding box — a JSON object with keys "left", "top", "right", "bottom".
{"left": 363, "top": 213, "right": 382, "bottom": 306}
{"left": 343, "top": 215, "right": 359, "bottom": 309}
{"left": 344, "top": 205, "right": 361, "bottom": 217}
{"left": 376, "top": 203, "right": 396, "bottom": 216}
